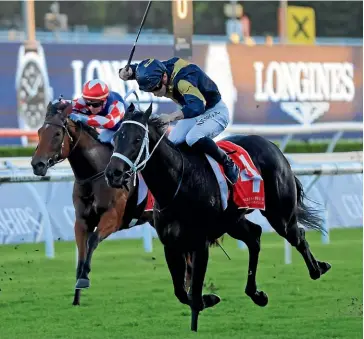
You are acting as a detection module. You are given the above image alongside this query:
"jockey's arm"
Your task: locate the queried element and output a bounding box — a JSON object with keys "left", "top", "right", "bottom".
{"left": 118, "top": 63, "right": 138, "bottom": 81}
{"left": 70, "top": 101, "right": 125, "bottom": 129}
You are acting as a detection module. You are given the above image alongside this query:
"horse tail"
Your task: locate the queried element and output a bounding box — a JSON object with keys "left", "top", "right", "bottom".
{"left": 294, "top": 176, "right": 325, "bottom": 233}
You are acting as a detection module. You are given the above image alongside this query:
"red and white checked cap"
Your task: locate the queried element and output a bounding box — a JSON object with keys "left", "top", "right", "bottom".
{"left": 82, "top": 79, "right": 109, "bottom": 101}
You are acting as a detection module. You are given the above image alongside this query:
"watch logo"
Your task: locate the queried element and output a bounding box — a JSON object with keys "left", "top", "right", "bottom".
{"left": 15, "top": 44, "right": 53, "bottom": 140}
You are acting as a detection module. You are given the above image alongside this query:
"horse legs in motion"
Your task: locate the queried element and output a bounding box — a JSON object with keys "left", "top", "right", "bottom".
{"left": 72, "top": 209, "right": 193, "bottom": 306}
{"left": 227, "top": 216, "right": 268, "bottom": 306}
{"left": 73, "top": 221, "right": 89, "bottom": 305}
{"left": 163, "top": 233, "right": 221, "bottom": 332}
{"left": 260, "top": 176, "right": 331, "bottom": 281}
{"left": 72, "top": 188, "right": 128, "bottom": 305}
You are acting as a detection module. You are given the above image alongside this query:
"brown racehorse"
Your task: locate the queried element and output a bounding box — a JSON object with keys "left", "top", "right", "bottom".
{"left": 31, "top": 99, "right": 193, "bottom": 305}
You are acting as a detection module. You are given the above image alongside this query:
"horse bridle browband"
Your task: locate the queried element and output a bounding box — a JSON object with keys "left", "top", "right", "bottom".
{"left": 43, "top": 118, "right": 107, "bottom": 184}
{"left": 43, "top": 117, "right": 75, "bottom": 167}
{"left": 111, "top": 120, "right": 184, "bottom": 212}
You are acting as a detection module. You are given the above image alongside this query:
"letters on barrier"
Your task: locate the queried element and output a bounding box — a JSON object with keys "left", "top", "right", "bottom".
{"left": 0, "top": 174, "right": 362, "bottom": 245}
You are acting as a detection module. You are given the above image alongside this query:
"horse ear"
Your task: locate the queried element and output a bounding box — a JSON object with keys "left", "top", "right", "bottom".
{"left": 127, "top": 102, "right": 135, "bottom": 113}
{"left": 125, "top": 103, "right": 135, "bottom": 119}
{"left": 46, "top": 101, "right": 53, "bottom": 115}
{"left": 145, "top": 103, "right": 153, "bottom": 119}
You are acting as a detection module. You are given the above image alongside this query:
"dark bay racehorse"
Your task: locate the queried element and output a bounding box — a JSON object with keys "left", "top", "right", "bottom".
{"left": 105, "top": 103, "right": 331, "bottom": 332}
{"left": 31, "top": 100, "right": 157, "bottom": 306}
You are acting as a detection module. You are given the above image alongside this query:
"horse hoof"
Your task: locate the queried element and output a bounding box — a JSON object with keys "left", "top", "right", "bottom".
{"left": 247, "top": 290, "right": 268, "bottom": 307}
{"left": 318, "top": 261, "right": 331, "bottom": 276}
{"left": 202, "top": 294, "right": 221, "bottom": 309}
{"left": 75, "top": 278, "right": 90, "bottom": 289}
{"left": 309, "top": 270, "right": 321, "bottom": 280}
{"left": 72, "top": 301, "right": 80, "bottom": 306}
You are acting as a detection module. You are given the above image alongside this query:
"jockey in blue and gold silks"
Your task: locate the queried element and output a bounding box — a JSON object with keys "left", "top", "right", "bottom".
{"left": 119, "top": 57, "right": 239, "bottom": 185}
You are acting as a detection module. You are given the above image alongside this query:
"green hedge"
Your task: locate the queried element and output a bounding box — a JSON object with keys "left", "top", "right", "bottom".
{"left": 0, "top": 140, "right": 362, "bottom": 157}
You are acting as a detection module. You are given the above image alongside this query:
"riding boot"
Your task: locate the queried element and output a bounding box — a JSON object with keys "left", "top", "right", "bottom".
{"left": 192, "top": 137, "right": 239, "bottom": 185}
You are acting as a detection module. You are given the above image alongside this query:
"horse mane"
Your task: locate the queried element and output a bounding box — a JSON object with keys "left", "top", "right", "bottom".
{"left": 73, "top": 122, "right": 113, "bottom": 150}
{"left": 148, "top": 115, "right": 179, "bottom": 149}
{"left": 148, "top": 115, "right": 169, "bottom": 131}
{"left": 75, "top": 121, "right": 100, "bottom": 141}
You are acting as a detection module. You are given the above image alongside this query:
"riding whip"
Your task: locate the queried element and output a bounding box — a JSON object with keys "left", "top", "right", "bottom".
{"left": 125, "top": 1, "right": 153, "bottom": 72}
{"left": 216, "top": 241, "right": 231, "bottom": 260}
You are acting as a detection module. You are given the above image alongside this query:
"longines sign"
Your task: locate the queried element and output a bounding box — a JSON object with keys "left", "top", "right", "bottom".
{"left": 0, "top": 42, "right": 361, "bottom": 144}
{"left": 254, "top": 61, "right": 355, "bottom": 124}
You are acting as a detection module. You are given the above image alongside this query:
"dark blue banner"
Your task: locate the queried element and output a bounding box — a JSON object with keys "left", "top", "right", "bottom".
{"left": 0, "top": 42, "right": 362, "bottom": 144}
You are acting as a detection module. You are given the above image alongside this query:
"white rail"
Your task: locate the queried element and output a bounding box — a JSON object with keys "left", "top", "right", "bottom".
{"left": 0, "top": 162, "right": 362, "bottom": 264}
{"left": 225, "top": 122, "right": 362, "bottom": 135}
{"left": 222, "top": 121, "right": 363, "bottom": 152}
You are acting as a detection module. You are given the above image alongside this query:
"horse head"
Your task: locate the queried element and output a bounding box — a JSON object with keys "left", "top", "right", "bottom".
{"left": 31, "top": 98, "right": 74, "bottom": 176}
{"left": 105, "top": 102, "right": 154, "bottom": 188}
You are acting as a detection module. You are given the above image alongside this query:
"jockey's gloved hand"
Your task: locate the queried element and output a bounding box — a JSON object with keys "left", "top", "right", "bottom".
{"left": 69, "top": 113, "right": 87, "bottom": 123}
{"left": 159, "top": 114, "right": 172, "bottom": 124}
{"left": 119, "top": 67, "right": 133, "bottom": 81}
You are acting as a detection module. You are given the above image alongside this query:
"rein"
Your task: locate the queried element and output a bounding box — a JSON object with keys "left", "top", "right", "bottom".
{"left": 111, "top": 120, "right": 185, "bottom": 212}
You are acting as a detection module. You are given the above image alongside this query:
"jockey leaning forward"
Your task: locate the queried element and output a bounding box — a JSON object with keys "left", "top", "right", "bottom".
{"left": 119, "top": 57, "right": 239, "bottom": 184}
{"left": 68, "top": 79, "right": 126, "bottom": 145}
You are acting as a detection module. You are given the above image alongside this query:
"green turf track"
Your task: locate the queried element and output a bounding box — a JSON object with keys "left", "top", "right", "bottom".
{"left": 0, "top": 228, "right": 362, "bottom": 339}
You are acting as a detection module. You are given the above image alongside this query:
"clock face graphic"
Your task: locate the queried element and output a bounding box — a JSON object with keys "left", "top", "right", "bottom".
{"left": 17, "top": 60, "right": 47, "bottom": 129}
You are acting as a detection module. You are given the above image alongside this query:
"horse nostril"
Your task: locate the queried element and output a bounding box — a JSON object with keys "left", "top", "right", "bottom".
{"left": 32, "top": 161, "right": 48, "bottom": 175}
{"left": 36, "top": 162, "right": 46, "bottom": 170}
{"left": 48, "top": 158, "right": 55, "bottom": 167}
{"left": 113, "top": 169, "right": 123, "bottom": 178}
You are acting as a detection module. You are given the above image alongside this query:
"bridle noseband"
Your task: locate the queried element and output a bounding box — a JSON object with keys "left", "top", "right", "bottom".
{"left": 111, "top": 119, "right": 184, "bottom": 212}
{"left": 42, "top": 112, "right": 79, "bottom": 167}
{"left": 111, "top": 120, "right": 166, "bottom": 186}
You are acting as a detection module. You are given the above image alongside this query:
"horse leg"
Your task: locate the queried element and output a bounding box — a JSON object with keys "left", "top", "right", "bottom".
{"left": 185, "top": 252, "right": 193, "bottom": 294}
{"left": 76, "top": 208, "right": 119, "bottom": 289}
{"left": 287, "top": 218, "right": 331, "bottom": 279}
{"left": 73, "top": 221, "right": 88, "bottom": 305}
{"left": 189, "top": 241, "right": 221, "bottom": 332}
{"left": 164, "top": 245, "right": 189, "bottom": 305}
{"left": 265, "top": 213, "right": 331, "bottom": 280}
{"left": 227, "top": 217, "right": 268, "bottom": 307}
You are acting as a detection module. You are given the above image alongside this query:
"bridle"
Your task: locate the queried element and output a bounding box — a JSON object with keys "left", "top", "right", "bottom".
{"left": 111, "top": 120, "right": 166, "bottom": 185}
{"left": 111, "top": 119, "right": 184, "bottom": 212}
{"left": 42, "top": 110, "right": 81, "bottom": 168}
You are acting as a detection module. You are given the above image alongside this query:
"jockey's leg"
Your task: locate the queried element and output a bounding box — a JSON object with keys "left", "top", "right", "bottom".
{"left": 168, "top": 118, "right": 197, "bottom": 145}
{"left": 185, "top": 101, "right": 239, "bottom": 184}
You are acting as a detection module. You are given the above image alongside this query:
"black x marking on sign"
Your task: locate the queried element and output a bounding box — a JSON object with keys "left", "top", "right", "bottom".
{"left": 293, "top": 15, "right": 309, "bottom": 38}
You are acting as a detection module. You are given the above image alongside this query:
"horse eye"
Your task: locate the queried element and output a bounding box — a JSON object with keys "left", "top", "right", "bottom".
{"left": 55, "top": 131, "right": 61, "bottom": 137}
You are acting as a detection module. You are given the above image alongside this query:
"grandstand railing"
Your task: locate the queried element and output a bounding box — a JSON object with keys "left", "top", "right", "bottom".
{"left": 0, "top": 29, "right": 363, "bottom": 46}
{"left": 1, "top": 121, "right": 362, "bottom": 152}
{"left": 220, "top": 122, "right": 363, "bottom": 152}
{"left": 1, "top": 30, "right": 363, "bottom": 46}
